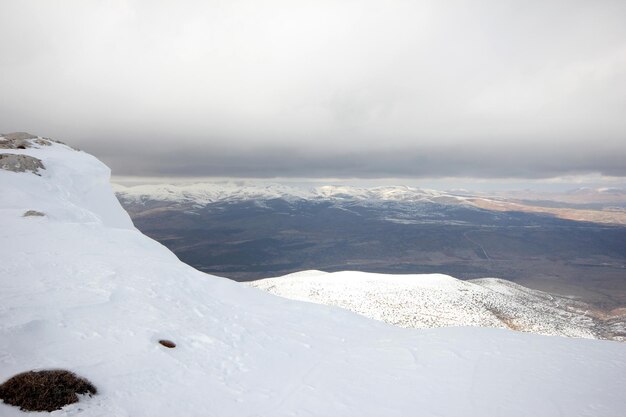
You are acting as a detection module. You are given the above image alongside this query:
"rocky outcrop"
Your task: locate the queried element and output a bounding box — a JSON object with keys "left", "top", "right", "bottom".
{"left": 0, "top": 132, "right": 58, "bottom": 175}
{"left": 0, "top": 154, "right": 45, "bottom": 175}
{"left": 0, "top": 132, "right": 54, "bottom": 149}
{"left": 1, "top": 132, "right": 37, "bottom": 141}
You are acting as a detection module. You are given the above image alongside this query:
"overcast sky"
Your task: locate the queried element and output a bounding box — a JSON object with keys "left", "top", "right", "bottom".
{"left": 1, "top": 0, "right": 625, "bottom": 180}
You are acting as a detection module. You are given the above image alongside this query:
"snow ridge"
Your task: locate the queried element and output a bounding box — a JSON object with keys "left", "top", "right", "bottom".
{"left": 250, "top": 271, "right": 616, "bottom": 340}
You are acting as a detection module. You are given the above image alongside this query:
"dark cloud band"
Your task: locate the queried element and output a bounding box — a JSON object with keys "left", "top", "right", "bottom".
{"left": 85, "top": 140, "right": 626, "bottom": 179}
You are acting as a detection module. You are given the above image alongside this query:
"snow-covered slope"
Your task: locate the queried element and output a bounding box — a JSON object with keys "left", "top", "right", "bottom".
{"left": 2, "top": 134, "right": 626, "bottom": 417}
{"left": 250, "top": 271, "right": 623, "bottom": 340}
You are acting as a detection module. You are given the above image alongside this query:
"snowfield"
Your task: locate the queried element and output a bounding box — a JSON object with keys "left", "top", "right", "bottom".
{"left": 1, "top": 135, "right": 626, "bottom": 417}
{"left": 250, "top": 271, "right": 623, "bottom": 340}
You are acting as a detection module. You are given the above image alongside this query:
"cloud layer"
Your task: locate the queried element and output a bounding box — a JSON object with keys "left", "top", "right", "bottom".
{"left": 1, "top": 0, "right": 625, "bottom": 178}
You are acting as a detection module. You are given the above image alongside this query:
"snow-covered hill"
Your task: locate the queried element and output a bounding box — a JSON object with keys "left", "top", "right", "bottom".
{"left": 250, "top": 271, "right": 625, "bottom": 340}
{"left": 2, "top": 133, "right": 626, "bottom": 417}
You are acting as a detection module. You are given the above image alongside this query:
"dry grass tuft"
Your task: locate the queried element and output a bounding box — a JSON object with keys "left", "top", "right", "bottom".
{"left": 0, "top": 369, "right": 97, "bottom": 412}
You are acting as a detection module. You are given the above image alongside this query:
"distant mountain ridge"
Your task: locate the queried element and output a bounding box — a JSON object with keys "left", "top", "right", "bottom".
{"left": 113, "top": 182, "right": 467, "bottom": 205}
{"left": 115, "top": 181, "right": 626, "bottom": 225}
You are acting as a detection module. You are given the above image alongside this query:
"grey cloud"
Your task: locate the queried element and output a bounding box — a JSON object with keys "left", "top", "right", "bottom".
{"left": 85, "top": 139, "right": 626, "bottom": 179}
{"left": 1, "top": 0, "right": 626, "bottom": 179}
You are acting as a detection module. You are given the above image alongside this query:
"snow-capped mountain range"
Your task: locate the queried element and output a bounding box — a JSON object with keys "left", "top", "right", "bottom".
{"left": 113, "top": 182, "right": 467, "bottom": 206}
{"left": 2, "top": 133, "right": 626, "bottom": 416}
{"left": 113, "top": 181, "right": 626, "bottom": 207}
{"left": 115, "top": 180, "right": 626, "bottom": 226}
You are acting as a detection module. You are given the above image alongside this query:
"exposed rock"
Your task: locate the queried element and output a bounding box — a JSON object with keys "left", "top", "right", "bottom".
{"left": 34, "top": 138, "right": 52, "bottom": 146}
{"left": 0, "top": 138, "right": 31, "bottom": 149}
{"left": 0, "top": 154, "right": 45, "bottom": 175}
{"left": 0, "top": 132, "right": 34, "bottom": 149}
{"left": 0, "top": 132, "right": 56, "bottom": 149}
{"left": 23, "top": 210, "right": 46, "bottom": 217}
{"left": 1, "top": 132, "right": 37, "bottom": 141}
{"left": 158, "top": 339, "right": 176, "bottom": 348}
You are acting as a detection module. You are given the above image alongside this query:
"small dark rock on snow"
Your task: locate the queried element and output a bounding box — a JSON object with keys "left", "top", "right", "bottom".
{"left": 159, "top": 339, "right": 177, "bottom": 348}
{"left": 23, "top": 210, "right": 46, "bottom": 217}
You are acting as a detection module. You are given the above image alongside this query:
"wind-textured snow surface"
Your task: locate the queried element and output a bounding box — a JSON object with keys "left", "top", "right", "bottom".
{"left": 2, "top": 135, "right": 626, "bottom": 417}
{"left": 250, "top": 271, "right": 613, "bottom": 339}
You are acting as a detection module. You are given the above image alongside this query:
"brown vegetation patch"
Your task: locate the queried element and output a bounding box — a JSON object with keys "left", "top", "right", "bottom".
{"left": 467, "top": 197, "right": 626, "bottom": 226}
{"left": 485, "top": 306, "right": 525, "bottom": 332}
{"left": 0, "top": 369, "right": 97, "bottom": 412}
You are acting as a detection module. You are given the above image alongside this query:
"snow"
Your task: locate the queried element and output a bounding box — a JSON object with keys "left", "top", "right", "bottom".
{"left": 0, "top": 141, "right": 132, "bottom": 229}
{"left": 1, "top": 136, "right": 626, "bottom": 416}
{"left": 249, "top": 271, "right": 610, "bottom": 339}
